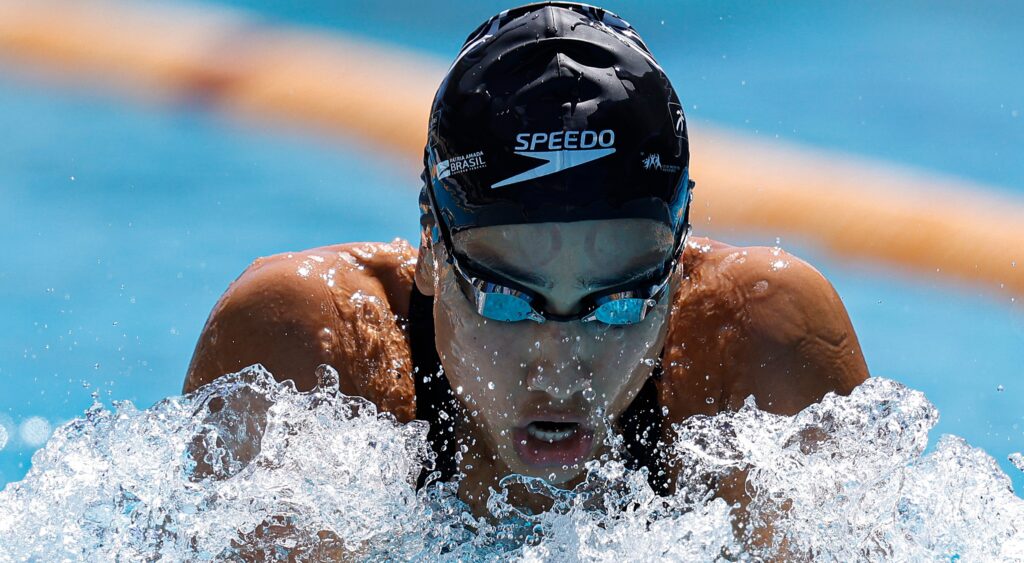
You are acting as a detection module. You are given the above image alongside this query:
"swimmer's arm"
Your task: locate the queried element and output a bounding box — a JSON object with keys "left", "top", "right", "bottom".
{"left": 726, "top": 247, "right": 869, "bottom": 414}
{"left": 183, "top": 253, "right": 342, "bottom": 394}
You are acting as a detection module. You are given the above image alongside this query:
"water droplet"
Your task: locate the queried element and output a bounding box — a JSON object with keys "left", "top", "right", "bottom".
{"left": 487, "top": 381, "right": 495, "bottom": 390}
{"left": 315, "top": 364, "right": 340, "bottom": 392}
{"left": 996, "top": 384, "right": 1005, "bottom": 392}
{"left": 705, "top": 397, "right": 715, "bottom": 404}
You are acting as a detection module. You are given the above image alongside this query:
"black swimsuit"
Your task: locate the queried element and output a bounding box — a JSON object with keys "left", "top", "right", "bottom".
{"left": 408, "top": 286, "right": 668, "bottom": 494}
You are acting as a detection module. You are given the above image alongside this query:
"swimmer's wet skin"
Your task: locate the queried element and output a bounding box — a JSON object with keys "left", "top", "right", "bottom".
{"left": 183, "top": 1, "right": 868, "bottom": 552}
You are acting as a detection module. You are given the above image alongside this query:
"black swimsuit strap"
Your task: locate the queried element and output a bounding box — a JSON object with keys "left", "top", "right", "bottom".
{"left": 618, "top": 368, "right": 669, "bottom": 495}
{"left": 409, "top": 285, "right": 461, "bottom": 488}
{"left": 408, "top": 285, "right": 668, "bottom": 495}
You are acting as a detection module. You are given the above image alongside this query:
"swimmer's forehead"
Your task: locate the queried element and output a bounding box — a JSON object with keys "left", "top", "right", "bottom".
{"left": 452, "top": 218, "right": 674, "bottom": 288}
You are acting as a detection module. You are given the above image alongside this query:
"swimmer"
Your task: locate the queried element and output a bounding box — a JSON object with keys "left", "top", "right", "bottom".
{"left": 184, "top": 1, "right": 867, "bottom": 530}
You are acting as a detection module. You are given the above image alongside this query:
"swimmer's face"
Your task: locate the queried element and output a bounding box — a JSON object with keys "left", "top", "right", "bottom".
{"left": 426, "top": 218, "right": 675, "bottom": 484}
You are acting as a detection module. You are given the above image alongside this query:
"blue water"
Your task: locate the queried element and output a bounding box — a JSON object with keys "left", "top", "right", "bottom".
{"left": 0, "top": 0, "right": 1021, "bottom": 493}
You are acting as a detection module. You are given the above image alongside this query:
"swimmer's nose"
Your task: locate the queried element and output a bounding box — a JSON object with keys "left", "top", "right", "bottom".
{"left": 524, "top": 350, "right": 589, "bottom": 403}
{"left": 525, "top": 336, "right": 590, "bottom": 400}
{"left": 526, "top": 362, "right": 589, "bottom": 400}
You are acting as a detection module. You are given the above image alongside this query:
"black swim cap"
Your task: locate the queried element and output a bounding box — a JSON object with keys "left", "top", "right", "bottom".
{"left": 423, "top": 2, "right": 692, "bottom": 240}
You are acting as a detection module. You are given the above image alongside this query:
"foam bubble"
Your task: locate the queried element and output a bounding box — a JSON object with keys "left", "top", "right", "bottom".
{"left": 0, "top": 414, "right": 16, "bottom": 445}
{"left": 0, "top": 367, "right": 1019, "bottom": 560}
{"left": 18, "top": 416, "right": 52, "bottom": 447}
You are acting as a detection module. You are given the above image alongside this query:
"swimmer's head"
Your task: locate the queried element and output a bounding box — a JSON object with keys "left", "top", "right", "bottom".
{"left": 423, "top": 2, "right": 691, "bottom": 238}
{"left": 416, "top": 3, "right": 691, "bottom": 483}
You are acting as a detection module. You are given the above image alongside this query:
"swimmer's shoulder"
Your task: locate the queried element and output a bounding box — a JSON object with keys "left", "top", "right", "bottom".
{"left": 677, "top": 236, "right": 844, "bottom": 315}
{"left": 660, "top": 236, "right": 868, "bottom": 419}
{"left": 183, "top": 239, "right": 418, "bottom": 421}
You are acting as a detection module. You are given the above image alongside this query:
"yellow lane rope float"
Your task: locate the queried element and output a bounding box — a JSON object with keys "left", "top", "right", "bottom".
{"left": 1, "top": 0, "right": 1020, "bottom": 297}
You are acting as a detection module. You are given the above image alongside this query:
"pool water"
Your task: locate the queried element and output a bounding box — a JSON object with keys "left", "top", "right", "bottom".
{"left": 0, "top": 0, "right": 1021, "bottom": 499}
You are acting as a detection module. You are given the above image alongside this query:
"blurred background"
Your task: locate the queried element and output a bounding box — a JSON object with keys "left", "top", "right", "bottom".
{"left": 1, "top": 0, "right": 1021, "bottom": 493}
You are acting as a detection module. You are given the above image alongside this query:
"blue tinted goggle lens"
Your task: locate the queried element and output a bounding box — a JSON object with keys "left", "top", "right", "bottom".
{"left": 591, "top": 298, "right": 653, "bottom": 325}
{"left": 478, "top": 291, "right": 537, "bottom": 322}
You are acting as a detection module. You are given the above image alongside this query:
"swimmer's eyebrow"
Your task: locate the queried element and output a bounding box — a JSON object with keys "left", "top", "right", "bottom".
{"left": 579, "top": 248, "right": 672, "bottom": 289}
{"left": 465, "top": 257, "right": 553, "bottom": 289}
{"left": 579, "top": 263, "right": 663, "bottom": 290}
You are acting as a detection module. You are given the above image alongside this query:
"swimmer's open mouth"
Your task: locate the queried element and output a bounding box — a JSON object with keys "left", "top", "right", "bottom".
{"left": 526, "top": 421, "right": 580, "bottom": 443}
{"left": 514, "top": 421, "right": 595, "bottom": 468}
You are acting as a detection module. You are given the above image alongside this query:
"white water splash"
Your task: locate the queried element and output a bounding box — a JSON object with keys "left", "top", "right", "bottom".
{"left": 672, "top": 379, "right": 1024, "bottom": 560}
{"left": 0, "top": 366, "right": 1020, "bottom": 561}
{"left": 1012, "top": 452, "right": 1024, "bottom": 473}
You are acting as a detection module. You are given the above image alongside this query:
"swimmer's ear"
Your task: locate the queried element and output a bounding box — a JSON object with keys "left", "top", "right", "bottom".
{"left": 415, "top": 233, "right": 437, "bottom": 296}
{"left": 415, "top": 179, "right": 437, "bottom": 296}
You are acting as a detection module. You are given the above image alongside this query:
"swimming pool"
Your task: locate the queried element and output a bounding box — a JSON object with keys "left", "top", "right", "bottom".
{"left": 0, "top": 0, "right": 1021, "bottom": 500}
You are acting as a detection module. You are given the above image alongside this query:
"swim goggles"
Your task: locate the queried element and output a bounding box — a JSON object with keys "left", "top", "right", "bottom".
{"left": 425, "top": 191, "right": 688, "bottom": 326}
{"left": 445, "top": 248, "right": 680, "bottom": 325}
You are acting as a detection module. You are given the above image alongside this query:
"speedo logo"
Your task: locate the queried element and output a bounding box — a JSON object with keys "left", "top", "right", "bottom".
{"left": 493, "top": 129, "right": 616, "bottom": 188}
{"left": 513, "top": 129, "right": 615, "bottom": 151}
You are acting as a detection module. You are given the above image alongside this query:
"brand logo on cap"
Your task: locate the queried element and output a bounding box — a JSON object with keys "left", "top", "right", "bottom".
{"left": 492, "top": 130, "right": 616, "bottom": 188}
{"left": 435, "top": 151, "right": 487, "bottom": 180}
{"left": 668, "top": 103, "right": 685, "bottom": 138}
{"left": 641, "top": 153, "right": 681, "bottom": 174}
{"left": 667, "top": 102, "right": 685, "bottom": 157}
{"left": 642, "top": 153, "right": 662, "bottom": 171}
